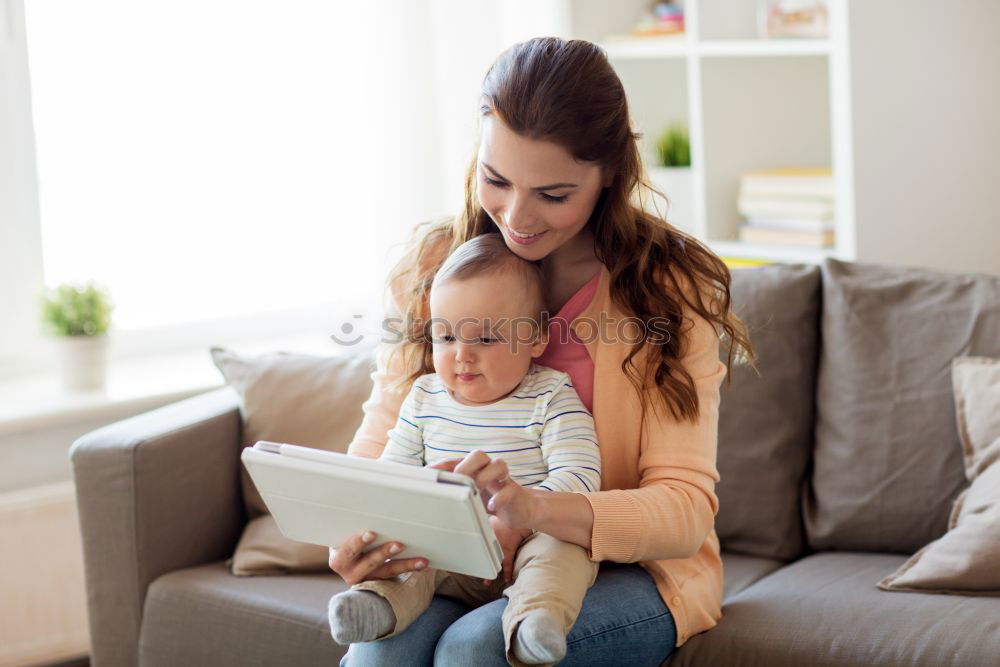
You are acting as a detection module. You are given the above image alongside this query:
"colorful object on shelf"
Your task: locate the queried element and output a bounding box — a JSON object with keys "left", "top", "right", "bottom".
{"left": 737, "top": 167, "right": 835, "bottom": 248}
{"left": 722, "top": 258, "right": 775, "bottom": 269}
{"left": 631, "top": 1, "right": 685, "bottom": 38}
{"left": 758, "top": 0, "right": 829, "bottom": 39}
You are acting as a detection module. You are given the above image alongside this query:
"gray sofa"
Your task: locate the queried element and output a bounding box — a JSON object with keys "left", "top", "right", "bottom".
{"left": 70, "top": 258, "right": 1000, "bottom": 666}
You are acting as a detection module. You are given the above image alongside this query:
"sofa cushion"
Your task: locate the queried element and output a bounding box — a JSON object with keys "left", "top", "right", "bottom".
{"left": 879, "top": 356, "right": 1000, "bottom": 595}
{"left": 806, "top": 259, "right": 1000, "bottom": 553}
{"left": 668, "top": 552, "right": 1000, "bottom": 667}
{"left": 716, "top": 265, "right": 820, "bottom": 560}
{"left": 139, "top": 553, "right": 776, "bottom": 666}
{"left": 139, "top": 561, "right": 350, "bottom": 666}
{"left": 210, "top": 345, "right": 376, "bottom": 575}
{"left": 719, "top": 551, "right": 786, "bottom": 601}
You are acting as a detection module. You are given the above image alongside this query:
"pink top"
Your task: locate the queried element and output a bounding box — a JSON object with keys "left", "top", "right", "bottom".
{"left": 535, "top": 268, "right": 602, "bottom": 413}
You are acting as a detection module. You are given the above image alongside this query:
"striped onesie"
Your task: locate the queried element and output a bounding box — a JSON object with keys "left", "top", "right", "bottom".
{"left": 380, "top": 363, "right": 601, "bottom": 494}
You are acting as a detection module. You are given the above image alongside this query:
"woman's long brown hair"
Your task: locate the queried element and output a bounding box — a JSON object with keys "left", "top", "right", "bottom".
{"left": 385, "top": 37, "right": 756, "bottom": 423}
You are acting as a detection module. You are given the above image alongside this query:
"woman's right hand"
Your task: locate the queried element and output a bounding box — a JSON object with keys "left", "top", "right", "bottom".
{"left": 327, "top": 530, "right": 428, "bottom": 586}
{"left": 328, "top": 459, "right": 462, "bottom": 584}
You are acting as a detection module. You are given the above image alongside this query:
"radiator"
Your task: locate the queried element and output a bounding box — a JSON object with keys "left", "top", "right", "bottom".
{"left": 0, "top": 481, "right": 89, "bottom": 666}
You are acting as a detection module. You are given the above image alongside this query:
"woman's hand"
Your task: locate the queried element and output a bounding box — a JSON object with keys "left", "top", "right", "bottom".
{"left": 327, "top": 458, "right": 463, "bottom": 584}
{"left": 484, "top": 474, "right": 538, "bottom": 530}
{"left": 437, "top": 449, "right": 540, "bottom": 532}
{"left": 484, "top": 515, "right": 532, "bottom": 586}
{"left": 327, "top": 530, "right": 427, "bottom": 586}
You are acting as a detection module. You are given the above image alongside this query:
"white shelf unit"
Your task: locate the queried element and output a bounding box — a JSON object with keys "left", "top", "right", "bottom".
{"left": 567, "top": 0, "right": 853, "bottom": 264}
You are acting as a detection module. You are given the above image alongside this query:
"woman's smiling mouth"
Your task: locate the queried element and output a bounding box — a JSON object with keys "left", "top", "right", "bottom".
{"left": 506, "top": 226, "right": 547, "bottom": 245}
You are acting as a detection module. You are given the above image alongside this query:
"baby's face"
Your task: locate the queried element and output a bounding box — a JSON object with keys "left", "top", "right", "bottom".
{"left": 428, "top": 273, "right": 546, "bottom": 405}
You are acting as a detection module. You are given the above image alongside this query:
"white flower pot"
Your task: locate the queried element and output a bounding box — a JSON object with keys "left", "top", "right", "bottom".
{"left": 647, "top": 166, "right": 695, "bottom": 235}
{"left": 53, "top": 334, "right": 109, "bottom": 392}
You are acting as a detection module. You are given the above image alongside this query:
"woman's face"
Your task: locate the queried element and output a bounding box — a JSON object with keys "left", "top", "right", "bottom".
{"left": 476, "top": 116, "right": 609, "bottom": 262}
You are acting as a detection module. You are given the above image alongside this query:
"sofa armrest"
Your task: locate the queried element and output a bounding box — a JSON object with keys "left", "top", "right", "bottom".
{"left": 70, "top": 386, "right": 246, "bottom": 667}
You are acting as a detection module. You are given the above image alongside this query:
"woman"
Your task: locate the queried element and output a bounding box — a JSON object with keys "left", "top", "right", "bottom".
{"left": 330, "top": 36, "right": 754, "bottom": 666}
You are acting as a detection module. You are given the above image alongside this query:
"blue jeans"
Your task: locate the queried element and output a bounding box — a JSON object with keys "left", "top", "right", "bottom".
{"left": 339, "top": 562, "right": 677, "bottom": 666}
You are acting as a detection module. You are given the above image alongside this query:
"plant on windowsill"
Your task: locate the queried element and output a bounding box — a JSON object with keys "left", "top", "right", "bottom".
{"left": 39, "top": 282, "right": 114, "bottom": 392}
{"left": 647, "top": 122, "right": 694, "bottom": 235}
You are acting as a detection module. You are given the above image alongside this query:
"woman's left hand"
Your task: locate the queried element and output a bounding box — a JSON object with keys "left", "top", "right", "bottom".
{"left": 437, "top": 449, "right": 539, "bottom": 532}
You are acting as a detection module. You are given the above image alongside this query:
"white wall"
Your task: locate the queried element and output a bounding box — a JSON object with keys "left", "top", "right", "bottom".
{"left": 850, "top": 0, "right": 1000, "bottom": 275}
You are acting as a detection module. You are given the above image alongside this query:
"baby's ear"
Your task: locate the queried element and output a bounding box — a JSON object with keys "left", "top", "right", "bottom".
{"left": 529, "top": 326, "right": 548, "bottom": 359}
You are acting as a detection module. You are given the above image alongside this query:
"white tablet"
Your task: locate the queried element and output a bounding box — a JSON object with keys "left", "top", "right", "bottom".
{"left": 240, "top": 441, "right": 502, "bottom": 580}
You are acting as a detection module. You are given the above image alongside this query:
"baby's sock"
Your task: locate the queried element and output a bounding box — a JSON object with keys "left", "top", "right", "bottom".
{"left": 327, "top": 590, "right": 396, "bottom": 645}
{"left": 511, "top": 610, "right": 567, "bottom": 665}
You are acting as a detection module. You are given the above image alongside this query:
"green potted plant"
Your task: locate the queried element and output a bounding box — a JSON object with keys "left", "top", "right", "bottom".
{"left": 39, "top": 281, "right": 114, "bottom": 391}
{"left": 656, "top": 123, "right": 691, "bottom": 168}
{"left": 647, "top": 122, "right": 695, "bottom": 235}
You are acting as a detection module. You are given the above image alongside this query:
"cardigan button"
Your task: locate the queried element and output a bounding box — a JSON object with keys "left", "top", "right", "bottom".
{"left": 671, "top": 596, "right": 681, "bottom": 605}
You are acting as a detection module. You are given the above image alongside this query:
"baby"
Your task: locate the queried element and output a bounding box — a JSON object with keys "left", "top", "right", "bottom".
{"left": 328, "top": 233, "right": 601, "bottom": 666}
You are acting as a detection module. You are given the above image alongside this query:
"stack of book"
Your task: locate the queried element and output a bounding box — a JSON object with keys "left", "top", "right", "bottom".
{"left": 737, "top": 167, "right": 835, "bottom": 247}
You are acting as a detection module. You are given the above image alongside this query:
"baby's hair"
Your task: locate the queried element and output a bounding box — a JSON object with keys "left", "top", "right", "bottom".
{"left": 432, "top": 233, "right": 546, "bottom": 326}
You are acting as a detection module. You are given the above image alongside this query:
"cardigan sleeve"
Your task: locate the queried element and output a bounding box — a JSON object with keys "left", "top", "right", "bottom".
{"left": 345, "top": 271, "right": 415, "bottom": 460}
{"left": 581, "top": 298, "right": 727, "bottom": 563}
{"left": 345, "top": 338, "right": 410, "bottom": 460}
{"left": 346, "top": 232, "right": 451, "bottom": 460}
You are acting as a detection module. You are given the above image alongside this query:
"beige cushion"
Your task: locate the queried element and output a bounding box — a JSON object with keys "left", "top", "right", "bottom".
{"left": 878, "top": 356, "right": 1000, "bottom": 595}
{"left": 209, "top": 345, "right": 375, "bottom": 575}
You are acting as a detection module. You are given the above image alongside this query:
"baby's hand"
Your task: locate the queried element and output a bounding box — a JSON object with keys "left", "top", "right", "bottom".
{"left": 485, "top": 515, "right": 532, "bottom": 587}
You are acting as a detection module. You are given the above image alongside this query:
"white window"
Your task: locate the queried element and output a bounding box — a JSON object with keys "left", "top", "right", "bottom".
{"left": 2, "top": 0, "right": 563, "bottom": 378}
{"left": 24, "top": 1, "right": 389, "bottom": 335}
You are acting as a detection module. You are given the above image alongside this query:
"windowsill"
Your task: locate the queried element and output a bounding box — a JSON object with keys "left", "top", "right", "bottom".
{"left": 0, "top": 332, "right": 346, "bottom": 437}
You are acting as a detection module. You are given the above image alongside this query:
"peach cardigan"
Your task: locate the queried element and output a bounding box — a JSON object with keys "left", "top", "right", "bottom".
{"left": 347, "top": 264, "right": 727, "bottom": 648}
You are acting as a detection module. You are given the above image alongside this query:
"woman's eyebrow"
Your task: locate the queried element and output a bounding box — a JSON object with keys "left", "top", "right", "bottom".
{"left": 481, "top": 162, "right": 578, "bottom": 191}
